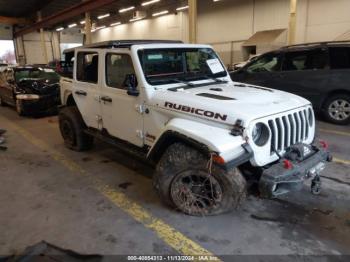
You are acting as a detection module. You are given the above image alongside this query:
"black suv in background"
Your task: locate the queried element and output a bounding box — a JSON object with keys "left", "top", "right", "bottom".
{"left": 230, "top": 42, "right": 350, "bottom": 125}
{"left": 0, "top": 66, "right": 60, "bottom": 116}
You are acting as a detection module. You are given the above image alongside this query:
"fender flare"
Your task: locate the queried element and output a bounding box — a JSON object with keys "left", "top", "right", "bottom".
{"left": 147, "top": 118, "right": 248, "bottom": 165}
{"left": 147, "top": 130, "right": 211, "bottom": 164}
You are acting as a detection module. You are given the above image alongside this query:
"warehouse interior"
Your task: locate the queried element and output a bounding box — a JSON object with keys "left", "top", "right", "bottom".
{"left": 0, "top": 0, "right": 350, "bottom": 260}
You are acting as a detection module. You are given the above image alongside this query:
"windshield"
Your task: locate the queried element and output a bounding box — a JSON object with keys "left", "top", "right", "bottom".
{"left": 245, "top": 53, "right": 281, "bottom": 73}
{"left": 138, "top": 48, "right": 227, "bottom": 86}
{"left": 15, "top": 69, "right": 60, "bottom": 83}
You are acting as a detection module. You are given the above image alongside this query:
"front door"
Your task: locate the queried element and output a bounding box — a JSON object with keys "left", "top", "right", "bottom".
{"left": 100, "top": 51, "right": 144, "bottom": 147}
{"left": 73, "top": 50, "right": 102, "bottom": 129}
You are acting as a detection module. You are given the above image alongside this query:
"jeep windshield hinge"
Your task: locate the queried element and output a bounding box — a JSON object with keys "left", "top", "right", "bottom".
{"left": 136, "top": 104, "right": 146, "bottom": 114}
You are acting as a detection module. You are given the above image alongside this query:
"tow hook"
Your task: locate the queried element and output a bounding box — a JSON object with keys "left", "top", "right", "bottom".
{"left": 311, "top": 175, "right": 322, "bottom": 195}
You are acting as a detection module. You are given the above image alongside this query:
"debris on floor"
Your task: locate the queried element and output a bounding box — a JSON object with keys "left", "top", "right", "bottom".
{"left": 2, "top": 241, "right": 103, "bottom": 262}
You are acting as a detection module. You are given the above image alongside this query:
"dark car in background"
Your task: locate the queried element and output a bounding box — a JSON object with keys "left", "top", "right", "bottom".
{"left": 230, "top": 41, "right": 350, "bottom": 125}
{"left": 0, "top": 66, "right": 60, "bottom": 116}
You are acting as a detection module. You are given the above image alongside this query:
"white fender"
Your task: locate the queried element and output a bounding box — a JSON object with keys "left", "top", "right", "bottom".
{"left": 149, "top": 118, "right": 247, "bottom": 163}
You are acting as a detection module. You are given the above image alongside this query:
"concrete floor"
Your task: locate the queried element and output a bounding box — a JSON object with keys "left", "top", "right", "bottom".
{"left": 0, "top": 106, "right": 349, "bottom": 258}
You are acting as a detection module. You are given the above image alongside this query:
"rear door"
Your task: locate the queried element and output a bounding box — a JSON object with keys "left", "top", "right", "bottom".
{"left": 328, "top": 46, "right": 350, "bottom": 93}
{"left": 277, "top": 48, "right": 330, "bottom": 108}
{"left": 73, "top": 50, "right": 102, "bottom": 129}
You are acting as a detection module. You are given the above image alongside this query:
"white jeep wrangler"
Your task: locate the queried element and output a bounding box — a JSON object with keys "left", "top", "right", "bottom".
{"left": 59, "top": 40, "right": 331, "bottom": 216}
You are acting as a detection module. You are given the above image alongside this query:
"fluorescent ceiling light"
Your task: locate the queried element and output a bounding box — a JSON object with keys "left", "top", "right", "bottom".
{"left": 110, "top": 22, "right": 121, "bottom": 26}
{"left": 68, "top": 23, "right": 77, "bottom": 28}
{"left": 141, "top": 0, "right": 160, "bottom": 7}
{"left": 80, "top": 20, "right": 85, "bottom": 24}
{"left": 98, "top": 13, "right": 110, "bottom": 19}
{"left": 152, "top": 10, "right": 168, "bottom": 17}
{"left": 130, "top": 17, "right": 144, "bottom": 22}
{"left": 56, "top": 27, "right": 64, "bottom": 31}
{"left": 176, "top": 5, "right": 189, "bottom": 11}
{"left": 119, "top": 6, "right": 135, "bottom": 13}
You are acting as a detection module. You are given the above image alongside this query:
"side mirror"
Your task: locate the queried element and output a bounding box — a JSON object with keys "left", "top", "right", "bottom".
{"left": 124, "top": 74, "right": 139, "bottom": 97}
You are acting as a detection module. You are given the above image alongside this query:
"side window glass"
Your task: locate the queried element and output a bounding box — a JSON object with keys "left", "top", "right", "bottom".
{"left": 77, "top": 52, "right": 98, "bottom": 83}
{"left": 4, "top": 69, "right": 15, "bottom": 83}
{"left": 282, "top": 49, "right": 327, "bottom": 71}
{"left": 246, "top": 54, "right": 281, "bottom": 73}
{"left": 306, "top": 49, "right": 328, "bottom": 70}
{"left": 0, "top": 70, "right": 8, "bottom": 84}
{"left": 106, "top": 53, "right": 136, "bottom": 89}
{"left": 282, "top": 51, "right": 308, "bottom": 71}
{"left": 330, "top": 47, "right": 350, "bottom": 69}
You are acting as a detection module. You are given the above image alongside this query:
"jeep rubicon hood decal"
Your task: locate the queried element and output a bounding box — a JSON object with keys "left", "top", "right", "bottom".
{"left": 151, "top": 82, "right": 311, "bottom": 125}
{"left": 164, "top": 102, "right": 228, "bottom": 121}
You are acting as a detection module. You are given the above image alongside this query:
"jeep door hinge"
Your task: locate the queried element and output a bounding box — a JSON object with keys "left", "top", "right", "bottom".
{"left": 136, "top": 130, "right": 144, "bottom": 139}
{"left": 136, "top": 104, "right": 146, "bottom": 114}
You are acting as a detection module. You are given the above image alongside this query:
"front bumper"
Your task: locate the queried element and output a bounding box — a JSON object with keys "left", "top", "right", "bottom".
{"left": 259, "top": 143, "right": 332, "bottom": 198}
{"left": 19, "top": 94, "right": 60, "bottom": 114}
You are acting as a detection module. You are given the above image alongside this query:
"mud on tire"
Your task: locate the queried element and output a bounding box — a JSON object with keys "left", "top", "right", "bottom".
{"left": 58, "top": 106, "right": 94, "bottom": 151}
{"left": 153, "top": 143, "right": 247, "bottom": 216}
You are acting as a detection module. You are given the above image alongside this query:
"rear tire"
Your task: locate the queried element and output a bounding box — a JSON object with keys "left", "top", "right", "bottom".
{"left": 58, "top": 106, "right": 94, "bottom": 151}
{"left": 153, "top": 143, "right": 247, "bottom": 216}
{"left": 323, "top": 94, "right": 350, "bottom": 125}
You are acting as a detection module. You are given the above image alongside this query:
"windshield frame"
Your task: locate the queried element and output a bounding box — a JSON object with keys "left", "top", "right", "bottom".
{"left": 137, "top": 47, "right": 228, "bottom": 86}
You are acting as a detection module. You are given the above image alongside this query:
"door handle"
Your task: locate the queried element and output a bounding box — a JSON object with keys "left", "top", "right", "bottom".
{"left": 101, "top": 96, "right": 112, "bottom": 103}
{"left": 75, "top": 90, "right": 87, "bottom": 96}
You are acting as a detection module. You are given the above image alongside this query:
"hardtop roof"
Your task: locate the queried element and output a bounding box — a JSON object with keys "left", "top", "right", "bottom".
{"left": 63, "top": 39, "right": 183, "bottom": 54}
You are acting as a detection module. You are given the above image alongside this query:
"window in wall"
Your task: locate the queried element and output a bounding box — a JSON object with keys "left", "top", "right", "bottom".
{"left": 330, "top": 47, "right": 350, "bottom": 69}
{"left": 282, "top": 49, "right": 328, "bottom": 71}
{"left": 77, "top": 52, "right": 98, "bottom": 83}
{"left": 106, "top": 53, "right": 135, "bottom": 89}
{"left": 246, "top": 53, "right": 281, "bottom": 73}
{"left": 60, "top": 43, "right": 82, "bottom": 59}
{"left": 0, "top": 40, "right": 16, "bottom": 64}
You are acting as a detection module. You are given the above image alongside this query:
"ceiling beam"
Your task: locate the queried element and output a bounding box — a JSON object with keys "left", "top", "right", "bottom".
{"left": 14, "top": 0, "right": 118, "bottom": 37}
{"left": 0, "top": 16, "right": 29, "bottom": 25}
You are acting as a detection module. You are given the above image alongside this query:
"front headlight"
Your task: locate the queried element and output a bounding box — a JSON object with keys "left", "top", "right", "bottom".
{"left": 16, "top": 94, "right": 40, "bottom": 100}
{"left": 252, "top": 123, "right": 270, "bottom": 146}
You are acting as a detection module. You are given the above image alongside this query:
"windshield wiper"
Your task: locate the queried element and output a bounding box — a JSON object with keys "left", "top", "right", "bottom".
{"left": 200, "top": 75, "right": 228, "bottom": 84}
{"left": 148, "top": 77, "right": 195, "bottom": 88}
{"left": 170, "top": 78, "right": 195, "bottom": 87}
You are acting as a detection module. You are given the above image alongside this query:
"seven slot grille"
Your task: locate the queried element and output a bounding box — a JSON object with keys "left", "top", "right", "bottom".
{"left": 268, "top": 109, "right": 312, "bottom": 154}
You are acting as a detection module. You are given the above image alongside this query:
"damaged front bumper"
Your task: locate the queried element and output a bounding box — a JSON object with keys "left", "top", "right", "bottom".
{"left": 17, "top": 93, "right": 60, "bottom": 114}
{"left": 259, "top": 143, "right": 332, "bottom": 198}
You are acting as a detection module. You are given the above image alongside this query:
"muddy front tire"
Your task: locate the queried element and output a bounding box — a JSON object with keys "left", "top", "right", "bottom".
{"left": 153, "top": 143, "right": 247, "bottom": 216}
{"left": 58, "top": 106, "right": 94, "bottom": 151}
